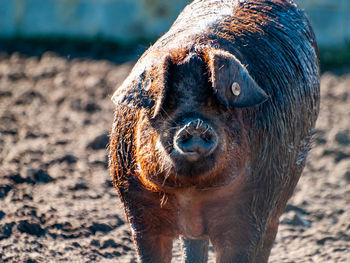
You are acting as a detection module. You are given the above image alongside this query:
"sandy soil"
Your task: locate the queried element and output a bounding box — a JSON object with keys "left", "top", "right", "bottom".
{"left": 0, "top": 46, "right": 349, "bottom": 262}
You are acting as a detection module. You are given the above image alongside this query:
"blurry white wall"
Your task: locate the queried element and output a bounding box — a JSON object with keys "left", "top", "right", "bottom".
{"left": 0, "top": 0, "right": 349, "bottom": 48}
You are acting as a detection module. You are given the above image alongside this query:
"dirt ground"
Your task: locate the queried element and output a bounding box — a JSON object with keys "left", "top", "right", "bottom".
{"left": 0, "top": 42, "right": 349, "bottom": 262}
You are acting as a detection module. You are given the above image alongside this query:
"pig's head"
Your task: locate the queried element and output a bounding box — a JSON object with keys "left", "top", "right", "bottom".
{"left": 112, "top": 48, "right": 268, "bottom": 191}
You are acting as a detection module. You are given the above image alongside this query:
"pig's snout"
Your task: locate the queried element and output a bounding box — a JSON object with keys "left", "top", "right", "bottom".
{"left": 173, "top": 119, "right": 218, "bottom": 162}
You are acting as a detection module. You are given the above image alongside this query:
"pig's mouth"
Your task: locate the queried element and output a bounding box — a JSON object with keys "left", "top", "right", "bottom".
{"left": 170, "top": 148, "right": 219, "bottom": 178}
{"left": 145, "top": 118, "right": 240, "bottom": 188}
{"left": 159, "top": 149, "right": 240, "bottom": 191}
{"left": 140, "top": 137, "right": 240, "bottom": 191}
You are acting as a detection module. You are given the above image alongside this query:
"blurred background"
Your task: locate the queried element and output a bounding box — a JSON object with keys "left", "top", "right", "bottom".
{"left": 0, "top": 1, "right": 349, "bottom": 262}
{"left": 0, "top": 0, "right": 349, "bottom": 68}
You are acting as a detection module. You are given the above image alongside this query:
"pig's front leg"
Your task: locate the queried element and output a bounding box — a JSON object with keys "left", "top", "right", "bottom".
{"left": 118, "top": 188, "right": 177, "bottom": 263}
{"left": 133, "top": 231, "right": 173, "bottom": 263}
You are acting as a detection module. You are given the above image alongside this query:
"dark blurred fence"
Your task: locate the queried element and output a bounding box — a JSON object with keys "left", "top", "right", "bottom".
{"left": 0, "top": 0, "right": 187, "bottom": 43}
{"left": 0, "top": 0, "right": 349, "bottom": 48}
{"left": 0, "top": 0, "right": 349, "bottom": 67}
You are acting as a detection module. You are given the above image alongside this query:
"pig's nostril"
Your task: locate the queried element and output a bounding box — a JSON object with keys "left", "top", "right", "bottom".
{"left": 200, "top": 133, "right": 212, "bottom": 143}
{"left": 179, "top": 132, "right": 192, "bottom": 144}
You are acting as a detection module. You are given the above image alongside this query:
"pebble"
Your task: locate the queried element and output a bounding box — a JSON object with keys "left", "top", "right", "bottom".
{"left": 0, "top": 211, "right": 5, "bottom": 220}
{"left": 69, "top": 183, "right": 89, "bottom": 191}
{"left": 101, "top": 239, "right": 119, "bottom": 249}
{"left": 17, "top": 220, "right": 46, "bottom": 237}
{"left": 285, "top": 204, "right": 309, "bottom": 215}
{"left": 27, "top": 169, "right": 54, "bottom": 184}
{"left": 85, "top": 102, "right": 101, "bottom": 113}
{"left": 88, "top": 223, "right": 114, "bottom": 235}
{"left": 87, "top": 133, "right": 109, "bottom": 150}
{"left": 15, "top": 91, "right": 43, "bottom": 105}
{"left": 0, "top": 185, "right": 12, "bottom": 199}
{"left": 281, "top": 212, "right": 312, "bottom": 228}
{"left": 335, "top": 131, "right": 350, "bottom": 146}
{"left": 58, "top": 154, "right": 77, "bottom": 164}
{"left": 9, "top": 173, "right": 33, "bottom": 184}
{"left": 0, "top": 223, "right": 15, "bottom": 240}
{"left": 90, "top": 239, "right": 100, "bottom": 247}
{"left": 9, "top": 169, "right": 53, "bottom": 185}
{"left": 344, "top": 171, "right": 350, "bottom": 183}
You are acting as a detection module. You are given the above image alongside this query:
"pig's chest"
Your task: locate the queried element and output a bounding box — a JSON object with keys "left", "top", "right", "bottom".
{"left": 175, "top": 190, "right": 208, "bottom": 239}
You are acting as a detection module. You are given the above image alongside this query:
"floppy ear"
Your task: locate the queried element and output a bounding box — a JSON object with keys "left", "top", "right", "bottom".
{"left": 207, "top": 50, "right": 268, "bottom": 108}
{"left": 111, "top": 55, "right": 171, "bottom": 118}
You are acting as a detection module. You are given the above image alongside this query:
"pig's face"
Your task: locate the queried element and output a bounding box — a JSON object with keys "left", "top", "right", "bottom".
{"left": 112, "top": 49, "right": 267, "bottom": 190}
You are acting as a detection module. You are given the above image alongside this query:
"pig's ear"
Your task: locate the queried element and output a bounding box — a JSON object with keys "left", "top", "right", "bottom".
{"left": 207, "top": 50, "right": 268, "bottom": 108}
{"left": 111, "top": 55, "right": 171, "bottom": 118}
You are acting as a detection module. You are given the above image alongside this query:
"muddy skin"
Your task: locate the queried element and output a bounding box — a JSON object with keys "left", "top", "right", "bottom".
{"left": 109, "top": 0, "right": 320, "bottom": 262}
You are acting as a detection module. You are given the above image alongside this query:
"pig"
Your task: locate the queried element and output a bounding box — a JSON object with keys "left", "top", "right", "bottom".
{"left": 109, "top": 0, "right": 320, "bottom": 262}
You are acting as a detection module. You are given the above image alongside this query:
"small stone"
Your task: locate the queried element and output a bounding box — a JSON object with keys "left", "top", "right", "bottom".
{"left": 27, "top": 169, "right": 54, "bottom": 184}
{"left": 88, "top": 223, "right": 113, "bottom": 234}
{"left": 113, "top": 251, "right": 122, "bottom": 257}
{"left": 0, "top": 223, "right": 15, "bottom": 240}
{"left": 285, "top": 204, "right": 309, "bottom": 215}
{"left": 291, "top": 213, "right": 311, "bottom": 228}
{"left": 69, "top": 183, "right": 89, "bottom": 191}
{"left": 102, "top": 252, "right": 113, "bottom": 259}
{"left": 72, "top": 242, "right": 80, "bottom": 247}
{"left": 17, "top": 220, "right": 45, "bottom": 237}
{"left": 15, "top": 91, "right": 43, "bottom": 105}
{"left": 335, "top": 131, "right": 350, "bottom": 146}
{"left": 90, "top": 239, "right": 100, "bottom": 247}
{"left": 101, "top": 239, "right": 119, "bottom": 249}
{"left": 316, "top": 236, "right": 336, "bottom": 245}
{"left": 105, "top": 179, "right": 113, "bottom": 188}
{"left": 87, "top": 133, "right": 109, "bottom": 150}
{"left": 85, "top": 102, "right": 101, "bottom": 113}
{"left": 314, "top": 129, "right": 327, "bottom": 145}
{"left": 0, "top": 185, "right": 12, "bottom": 199}
{"left": 25, "top": 132, "right": 39, "bottom": 139}
{"left": 59, "top": 154, "right": 77, "bottom": 164}
{"left": 281, "top": 212, "right": 311, "bottom": 228}
{"left": 9, "top": 173, "right": 33, "bottom": 184}
{"left": 335, "top": 151, "right": 350, "bottom": 163}
{"left": 322, "top": 149, "right": 350, "bottom": 163}
{"left": 0, "top": 90, "right": 12, "bottom": 98}
{"left": 344, "top": 171, "right": 350, "bottom": 183}
{"left": 0, "top": 211, "right": 5, "bottom": 220}
{"left": 8, "top": 72, "right": 26, "bottom": 81}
